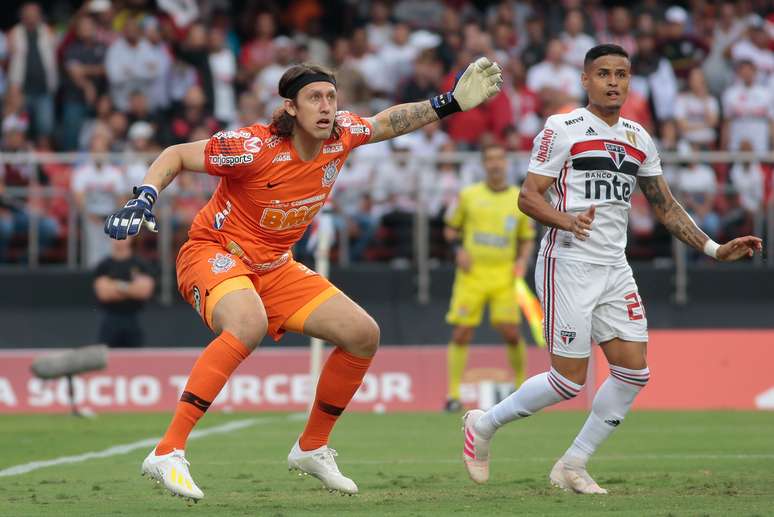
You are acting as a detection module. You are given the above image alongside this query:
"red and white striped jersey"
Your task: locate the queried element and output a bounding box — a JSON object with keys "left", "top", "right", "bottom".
{"left": 528, "top": 107, "right": 662, "bottom": 265}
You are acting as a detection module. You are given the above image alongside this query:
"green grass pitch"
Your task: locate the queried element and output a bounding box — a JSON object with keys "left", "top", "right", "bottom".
{"left": 1, "top": 411, "right": 773, "bottom": 516}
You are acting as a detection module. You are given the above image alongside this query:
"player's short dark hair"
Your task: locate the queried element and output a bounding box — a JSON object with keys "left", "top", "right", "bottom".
{"left": 270, "top": 63, "right": 341, "bottom": 139}
{"left": 583, "top": 44, "right": 629, "bottom": 69}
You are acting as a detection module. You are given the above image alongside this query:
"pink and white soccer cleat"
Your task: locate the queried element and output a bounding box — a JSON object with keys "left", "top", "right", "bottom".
{"left": 462, "top": 409, "right": 491, "bottom": 484}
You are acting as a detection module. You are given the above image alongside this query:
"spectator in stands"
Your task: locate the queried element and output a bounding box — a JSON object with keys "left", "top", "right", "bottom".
{"left": 519, "top": 16, "right": 545, "bottom": 70}
{"left": 378, "top": 22, "right": 418, "bottom": 98}
{"left": 674, "top": 68, "right": 719, "bottom": 150}
{"left": 659, "top": 5, "right": 709, "bottom": 85}
{"left": 729, "top": 139, "right": 765, "bottom": 218}
{"left": 503, "top": 57, "right": 539, "bottom": 151}
{"left": 600, "top": 6, "right": 637, "bottom": 57}
{"left": 78, "top": 93, "right": 112, "bottom": 150}
{"left": 366, "top": 1, "right": 394, "bottom": 50}
{"left": 329, "top": 36, "right": 370, "bottom": 114}
{"left": 253, "top": 36, "right": 296, "bottom": 111}
{"left": 491, "top": 22, "right": 516, "bottom": 64}
{"left": 630, "top": 30, "right": 678, "bottom": 146}
{"left": 560, "top": 8, "right": 596, "bottom": 71}
{"left": 124, "top": 121, "right": 156, "bottom": 189}
{"left": 60, "top": 15, "right": 107, "bottom": 151}
{"left": 442, "top": 50, "right": 513, "bottom": 148}
{"left": 175, "top": 22, "right": 214, "bottom": 114}
{"left": 722, "top": 60, "right": 774, "bottom": 153}
{"left": 238, "top": 12, "right": 276, "bottom": 85}
{"left": 0, "top": 28, "right": 8, "bottom": 99}
{"left": 730, "top": 17, "right": 773, "bottom": 84}
{"left": 105, "top": 17, "right": 162, "bottom": 112}
{"left": 229, "top": 91, "right": 263, "bottom": 130}
{"left": 7, "top": 2, "right": 58, "bottom": 143}
{"left": 71, "top": 129, "right": 125, "bottom": 266}
{"left": 0, "top": 114, "right": 59, "bottom": 262}
{"left": 676, "top": 148, "right": 721, "bottom": 240}
{"left": 702, "top": 1, "right": 746, "bottom": 97}
{"left": 167, "top": 85, "right": 219, "bottom": 144}
{"left": 107, "top": 109, "right": 129, "bottom": 151}
{"left": 93, "top": 237, "right": 155, "bottom": 347}
{"left": 397, "top": 49, "right": 442, "bottom": 103}
{"left": 208, "top": 27, "right": 237, "bottom": 126}
{"left": 143, "top": 18, "right": 172, "bottom": 113}
{"left": 527, "top": 39, "right": 582, "bottom": 103}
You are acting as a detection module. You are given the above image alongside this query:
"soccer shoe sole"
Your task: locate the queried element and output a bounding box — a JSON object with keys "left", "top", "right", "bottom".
{"left": 287, "top": 464, "right": 357, "bottom": 496}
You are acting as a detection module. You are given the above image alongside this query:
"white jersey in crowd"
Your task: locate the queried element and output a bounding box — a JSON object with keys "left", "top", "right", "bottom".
{"left": 528, "top": 107, "right": 662, "bottom": 266}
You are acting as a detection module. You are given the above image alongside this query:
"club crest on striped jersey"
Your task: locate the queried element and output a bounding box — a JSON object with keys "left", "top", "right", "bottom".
{"left": 604, "top": 142, "right": 626, "bottom": 170}
{"left": 321, "top": 159, "right": 341, "bottom": 187}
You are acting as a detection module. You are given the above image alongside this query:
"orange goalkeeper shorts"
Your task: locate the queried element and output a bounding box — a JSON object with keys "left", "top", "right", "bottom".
{"left": 176, "top": 239, "right": 338, "bottom": 341}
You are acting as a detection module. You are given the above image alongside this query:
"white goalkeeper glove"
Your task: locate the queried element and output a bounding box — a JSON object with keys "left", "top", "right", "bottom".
{"left": 429, "top": 57, "right": 503, "bottom": 118}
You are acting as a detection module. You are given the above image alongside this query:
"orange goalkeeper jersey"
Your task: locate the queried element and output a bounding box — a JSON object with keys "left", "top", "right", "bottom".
{"left": 191, "top": 111, "right": 372, "bottom": 273}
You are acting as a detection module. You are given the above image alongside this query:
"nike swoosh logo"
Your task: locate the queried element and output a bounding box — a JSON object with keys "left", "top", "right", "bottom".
{"left": 266, "top": 182, "right": 280, "bottom": 189}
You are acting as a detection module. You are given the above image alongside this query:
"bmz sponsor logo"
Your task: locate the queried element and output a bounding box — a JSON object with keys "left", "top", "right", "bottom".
{"left": 259, "top": 203, "right": 323, "bottom": 231}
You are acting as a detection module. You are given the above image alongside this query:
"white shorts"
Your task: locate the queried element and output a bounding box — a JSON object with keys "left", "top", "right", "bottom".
{"left": 535, "top": 256, "right": 648, "bottom": 358}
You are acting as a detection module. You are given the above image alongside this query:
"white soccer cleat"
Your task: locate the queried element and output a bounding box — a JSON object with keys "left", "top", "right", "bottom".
{"left": 549, "top": 459, "right": 608, "bottom": 494}
{"left": 141, "top": 448, "right": 204, "bottom": 502}
{"left": 462, "top": 409, "right": 491, "bottom": 484}
{"left": 287, "top": 440, "right": 358, "bottom": 494}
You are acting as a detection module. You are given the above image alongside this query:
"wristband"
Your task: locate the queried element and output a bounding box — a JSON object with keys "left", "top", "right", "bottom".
{"left": 133, "top": 184, "right": 159, "bottom": 208}
{"left": 703, "top": 239, "right": 720, "bottom": 259}
{"left": 429, "top": 92, "right": 461, "bottom": 119}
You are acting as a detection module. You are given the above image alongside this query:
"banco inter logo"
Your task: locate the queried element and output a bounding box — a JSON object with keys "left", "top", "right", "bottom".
{"left": 583, "top": 171, "right": 633, "bottom": 202}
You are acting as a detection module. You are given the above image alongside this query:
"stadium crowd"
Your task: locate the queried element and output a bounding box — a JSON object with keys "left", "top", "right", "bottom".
{"left": 0, "top": 0, "right": 772, "bottom": 265}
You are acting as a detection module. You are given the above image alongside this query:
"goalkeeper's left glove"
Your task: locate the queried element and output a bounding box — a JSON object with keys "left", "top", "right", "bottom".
{"left": 429, "top": 57, "right": 503, "bottom": 119}
{"left": 104, "top": 184, "right": 159, "bottom": 240}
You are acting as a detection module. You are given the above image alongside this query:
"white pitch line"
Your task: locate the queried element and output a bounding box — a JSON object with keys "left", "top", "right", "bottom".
{"left": 0, "top": 417, "right": 270, "bottom": 478}
{"left": 202, "top": 452, "right": 774, "bottom": 466}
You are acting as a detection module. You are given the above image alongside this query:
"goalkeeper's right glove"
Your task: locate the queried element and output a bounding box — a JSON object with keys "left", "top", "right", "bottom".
{"left": 429, "top": 57, "right": 503, "bottom": 119}
{"left": 104, "top": 184, "right": 159, "bottom": 240}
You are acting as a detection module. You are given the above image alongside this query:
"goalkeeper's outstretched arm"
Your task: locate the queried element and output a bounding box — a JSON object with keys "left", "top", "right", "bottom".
{"left": 366, "top": 57, "right": 503, "bottom": 144}
{"left": 105, "top": 140, "right": 209, "bottom": 239}
{"left": 140, "top": 139, "right": 209, "bottom": 193}
{"left": 367, "top": 101, "right": 438, "bottom": 143}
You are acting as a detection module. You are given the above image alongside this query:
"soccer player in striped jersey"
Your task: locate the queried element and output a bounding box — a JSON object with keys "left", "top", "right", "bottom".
{"left": 461, "top": 44, "right": 762, "bottom": 494}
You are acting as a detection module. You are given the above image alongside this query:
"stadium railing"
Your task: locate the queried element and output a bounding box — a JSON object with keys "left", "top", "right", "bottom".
{"left": 1, "top": 150, "right": 772, "bottom": 306}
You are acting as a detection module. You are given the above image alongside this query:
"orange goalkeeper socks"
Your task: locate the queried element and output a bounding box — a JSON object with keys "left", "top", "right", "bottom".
{"left": 299, "top": 347, "right": 373, "bottom": 451}
{"left": 156, "top": 331, "right": 251, "bottom": 455}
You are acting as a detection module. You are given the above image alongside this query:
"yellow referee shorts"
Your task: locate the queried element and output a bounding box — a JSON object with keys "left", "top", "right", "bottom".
{"left": 446, "top": 266, "right": 520, "bottom": 327}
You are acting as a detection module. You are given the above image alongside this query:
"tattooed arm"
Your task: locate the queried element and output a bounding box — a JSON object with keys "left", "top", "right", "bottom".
{"left": 366, "top": 101, "right": 439, "bottom": 144}
{"left": 141, "top": 140, "right": 208, "bottom": 192}
{"left": 637, "top": 175, "right": 762, "bottom": 261}
{"left": 637, "top": 175, "right": 709, "bottom": 250}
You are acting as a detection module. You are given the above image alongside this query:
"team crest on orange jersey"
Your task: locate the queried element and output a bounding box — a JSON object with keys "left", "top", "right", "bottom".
{"left": 321, "top": 159, "right": 341, "bottom": 187}
{"left": 208, "top": 253, "right": 236, "bottom": 274}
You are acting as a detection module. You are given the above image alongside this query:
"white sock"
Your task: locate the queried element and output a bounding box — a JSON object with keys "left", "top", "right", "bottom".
{"left": 563, "top": 365, "right": 650, "bottom": 466}
{"left": 474, "top": 368, "right": 583, "bottom": 439}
